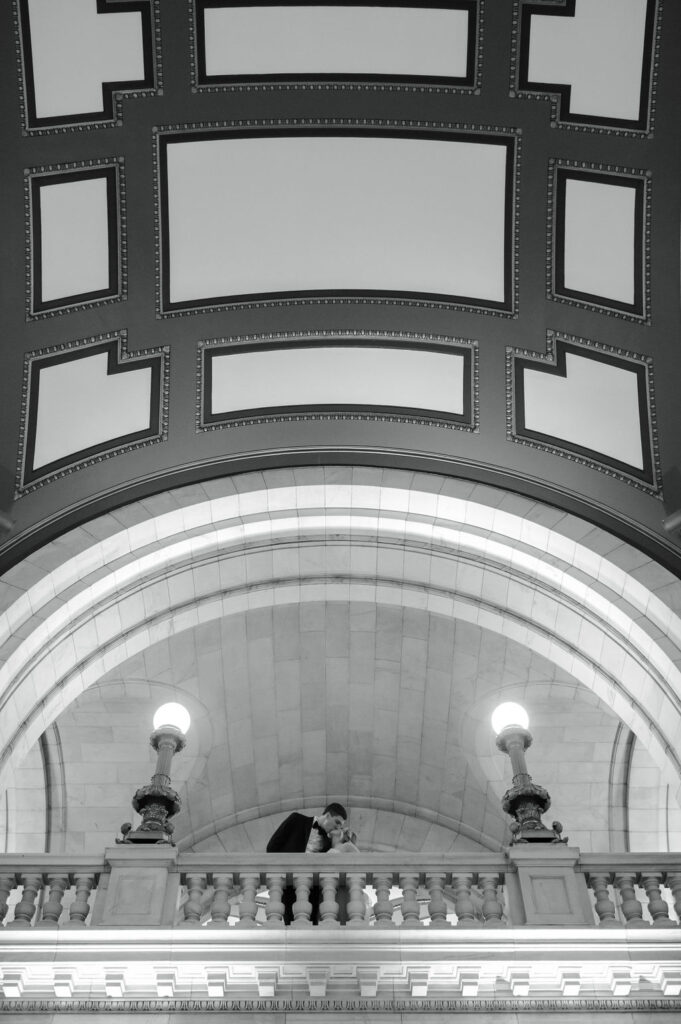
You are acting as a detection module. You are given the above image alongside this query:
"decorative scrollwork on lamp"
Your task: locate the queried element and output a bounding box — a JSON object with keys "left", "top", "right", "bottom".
{"left": 117, "top": 702, "right": 190, "bottom": 845}
{"left": 492, "top": 702, "right": 567, "bottom": 845}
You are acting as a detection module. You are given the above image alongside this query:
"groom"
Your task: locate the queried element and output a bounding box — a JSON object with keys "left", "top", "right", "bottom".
{"left": 266, "top": 802, "right": 347, "bottom": 854}
{"left": 266, "top": 802, "right": 348, "bottom": 923}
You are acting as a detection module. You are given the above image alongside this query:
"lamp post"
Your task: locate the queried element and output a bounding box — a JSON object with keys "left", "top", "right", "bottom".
{"left": 117, "top": 702, "right": 190, "bottom": 845}
{"left": 492, "top": 702, "right": 566, "bottom": 845}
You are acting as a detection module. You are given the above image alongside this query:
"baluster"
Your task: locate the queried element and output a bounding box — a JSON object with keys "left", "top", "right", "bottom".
{"left": 641, "top": 872, "right": 676, "bottom": 928}
{"left": 264, "top": 872, "right": 286, "bottom": 928}
{"left": 452, "top": 873, "right": 480, "bottom": 928}
{"left": 666, "top": 872, "right": 681, "bottom": 925}
{"left": 236, "top": 872, "right": 260, "bottom": 927}
{"left": 180, "top": 873, "right": 206, "bottom": 927}
{"left": 615, "top": 873, "right": 647, "bottom": 928}
{"left": 37, "top": 875, "right": 69, "bottom": 928}
{"left": 425, "top": 872, "right": 449, "bottom": 928}
{"left": 7, "top": 873, "right": 43, "bottom": 928}
{"left": 589, "top": 873, "right": 620, "bottom": 927}
{"left": 0, "top": 874, "right": 16, "bottom": 926}
{"left": 318, "top": 872, "right": 340, "bottom": 928}
{"left": 399, "top": 873, "right": 422, "bottom": 928}
{"left": 65, "top": 873, "right": 95, "bottom": 927}
{"left": 207, "top": 873, "right": 233, "bottom": 927}
{"left": 372, "top": 871, "right": 395, "bottom": 928}
{"left": 479, "top": 872, "right": 505, "bottom": 927}
{"left": 291, "top": 872, "right": 313, "bottom": 927}
{"left": 346, "top": 872, "right": 368, "bottom": 928}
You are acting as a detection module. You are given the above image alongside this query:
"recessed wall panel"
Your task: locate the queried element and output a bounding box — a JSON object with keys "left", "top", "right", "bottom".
{"left": 39, "top": 177, "right": 110, "bottom": 302}
{"left": 206, "top": 344, "right": 467, "bottom": 423}
{"left": 161, "top": 128, "right": 513, "bottom": 312}
{"left": 199, "top": 3, "right": 472, "bottom": 81}
{"left": 29, "top": 164, "right": 123, "bottom": 316}
{"left": 20, "top": 335, "right": 167, "bottom": 491}
{"left": 18, "top": 0, "right": 157, "bottom": 129}
{"left": 523, "top": 352, "right": 643, "bottom": 468}
{"left": 32, "top": 352, "right": 151, "bottom": 470}
{"left": 517, "top": 0, "right": 658, "bottom": 131}
{"left": 510, "top": 336, "right": 657, "bottom": 491}
{"left": 549, "top": 163, "right": 647, "bottom": 320}
{"left": 562, "top": 178, "right": 637, "bottom": 305}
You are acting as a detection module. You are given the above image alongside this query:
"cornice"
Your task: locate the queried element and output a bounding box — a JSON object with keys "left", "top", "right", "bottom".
{"left": 0, "top": 927, "right": 679, "bottom": 1008}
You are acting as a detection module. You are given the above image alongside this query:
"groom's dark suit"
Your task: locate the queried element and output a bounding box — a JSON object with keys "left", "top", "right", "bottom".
{"left": 266, "top": 812, "right": 332, "bottom": 854}
{"left": 266, "top": 812, "right": 331, "bottom": 923}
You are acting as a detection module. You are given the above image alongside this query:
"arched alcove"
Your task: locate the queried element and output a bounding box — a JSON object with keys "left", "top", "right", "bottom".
{"left": 1, "top": 467, "right": 680, "bottom": 855}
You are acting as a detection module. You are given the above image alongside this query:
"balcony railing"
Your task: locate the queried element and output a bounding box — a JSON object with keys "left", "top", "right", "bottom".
{"left": 1, "top": 848, "right": 680, "bottom": 1009}
{"left": 0, "top": 849, "right": 679, "bottom": 929}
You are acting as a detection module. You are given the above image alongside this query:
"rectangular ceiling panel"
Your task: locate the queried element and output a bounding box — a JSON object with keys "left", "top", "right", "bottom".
{"left": 206, "top": 344, "right": 467, "bottom": 422}
{"left": 161, "top": 128, "right": 513, "bottom": 311}
{"left": 199, "top": 3, "right": 471, "bottom": 80}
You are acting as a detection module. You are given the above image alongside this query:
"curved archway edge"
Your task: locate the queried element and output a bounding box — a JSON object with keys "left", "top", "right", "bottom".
{"left": 1, "top": 468, "right": 680, "bottom": 806}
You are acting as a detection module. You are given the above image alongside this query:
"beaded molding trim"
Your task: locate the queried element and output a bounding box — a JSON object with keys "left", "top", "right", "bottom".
{"left": 24, "top": 157, "right": 127, "bottom": 321}
{"left": 510, "top": 0, "right": 662, "bottom": 138}
{"left": 15, "top": 330, "right": 169, "bottom": 497}
{"left": 13, "top": 0, "right": 163, "bottom": 135}
{"left": 188, "top": 0, "right": 485, "bottom": 96}
{"left": 196, "top": 330, "right": 479, "bottom": 432}
{"left": 0, "top": 998, "right": 679, "bottom": 1014}
{"left": 547, "top": 159, "right": 652, "bottom": 324}
{"left": 506, "top": 331, "right": 661, "bottom": 495}
{"left": 153, "top": 117, "right": 520, "bottom": 318}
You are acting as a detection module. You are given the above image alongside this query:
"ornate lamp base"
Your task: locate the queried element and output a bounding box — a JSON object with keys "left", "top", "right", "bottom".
{"left": 116, "top": 783, "right": 181, "bottom": 845}
{"left": 503, "top": 784, "right": 568, "bottom": 845}
{"left": 509, "top": 819, "right": 566, "bottom": 844}
{"left": 116, "top": 822, "right": 174, "bottom": 845}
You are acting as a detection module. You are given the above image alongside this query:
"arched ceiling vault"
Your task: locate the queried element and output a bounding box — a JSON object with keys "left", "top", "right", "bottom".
{"left": 0, "top": 0, "right": 679, "bottom": 579}
{"left": 1, "top": 470, "right": 680, "bottom": 826}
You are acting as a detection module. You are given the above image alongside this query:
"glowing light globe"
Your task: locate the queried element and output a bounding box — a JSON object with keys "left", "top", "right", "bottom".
{"left": 491, "top": 702, "right": 529, "bottom": 736}
{"left": 153, "top": 702, "right": 191, "bottom": 734}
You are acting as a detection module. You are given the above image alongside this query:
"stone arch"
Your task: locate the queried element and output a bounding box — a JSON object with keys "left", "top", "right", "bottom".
{"left": 0, "top": 468, "right": 680, "bottom": 810}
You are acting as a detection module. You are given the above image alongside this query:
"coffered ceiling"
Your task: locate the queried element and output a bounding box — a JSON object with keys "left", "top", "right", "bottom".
{"left": 0, "top": 0, "right": 678, "bottom": 576}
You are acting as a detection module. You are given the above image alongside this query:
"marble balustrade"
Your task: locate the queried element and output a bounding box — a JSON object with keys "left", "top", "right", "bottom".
{"left": 0, "top": 851, "right": 679, "bottom": 928}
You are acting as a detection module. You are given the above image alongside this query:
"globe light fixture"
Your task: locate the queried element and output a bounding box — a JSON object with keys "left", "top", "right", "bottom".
{"left": 492, "top": 701, "right": 566, "bottom": 845}
{"left": 153, "top": 702, "right": 191, "bottom": 734}
{"left": 491, "top": 701, "right": 529, "bottom": 736}
{"left": 117, "top": 702, "right": 190, "bottom": 845}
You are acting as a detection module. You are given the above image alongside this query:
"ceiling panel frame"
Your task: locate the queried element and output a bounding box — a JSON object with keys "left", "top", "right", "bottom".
{"left": 547, "top": 159, "right": 651, "bottom": 323}
{"left": 189, "top": 0, "right": 483, "bottom": 94}
{"left": 507, "top": 331, "right": 661, "bottom": 494}
{"left": 14, "top": 0, "right": 162, "bottom": 134}
{"left": 25, "top": 157, "right": 126, "bottom": 320}
{"left": 154, "top": 119, "right": 519, "bottom": 318}
{"left": 197, "top": 331, "right": 478, "bottom": 433}
{"left": 16, "top": 330, "right": 169, "bottom": 495}
{"left": 511, "top": 0, "right": 661, "bottom": 136}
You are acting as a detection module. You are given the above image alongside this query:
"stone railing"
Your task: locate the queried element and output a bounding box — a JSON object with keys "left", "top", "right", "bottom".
{"left": 177, "top": 851, "right": 509, "bottom": 928}
{"left": 579, "top": 852, "right": 681, "bottom": 928}
{"left": 0, "top": 847, "right": 679, "bottom": 930}
{"left": 1, "top": 848, "right": 680, "bottom": 1010}
{"left": 0, "top": 854, "right": 103, "bottom": 928}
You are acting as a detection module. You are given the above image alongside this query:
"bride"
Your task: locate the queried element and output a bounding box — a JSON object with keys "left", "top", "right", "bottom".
{"left": 328, "top": 825, "right": 359, "bottom": 854}
{"left": 326, "top": 825, "right": 363, "bottom": 923}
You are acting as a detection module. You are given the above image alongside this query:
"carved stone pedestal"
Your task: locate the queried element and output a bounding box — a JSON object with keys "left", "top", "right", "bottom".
{"left": 90, "top": 846, "right": 179, "bottom": 927}
{"left": 506, "top": 845, "right": 594, "bottom": 926}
